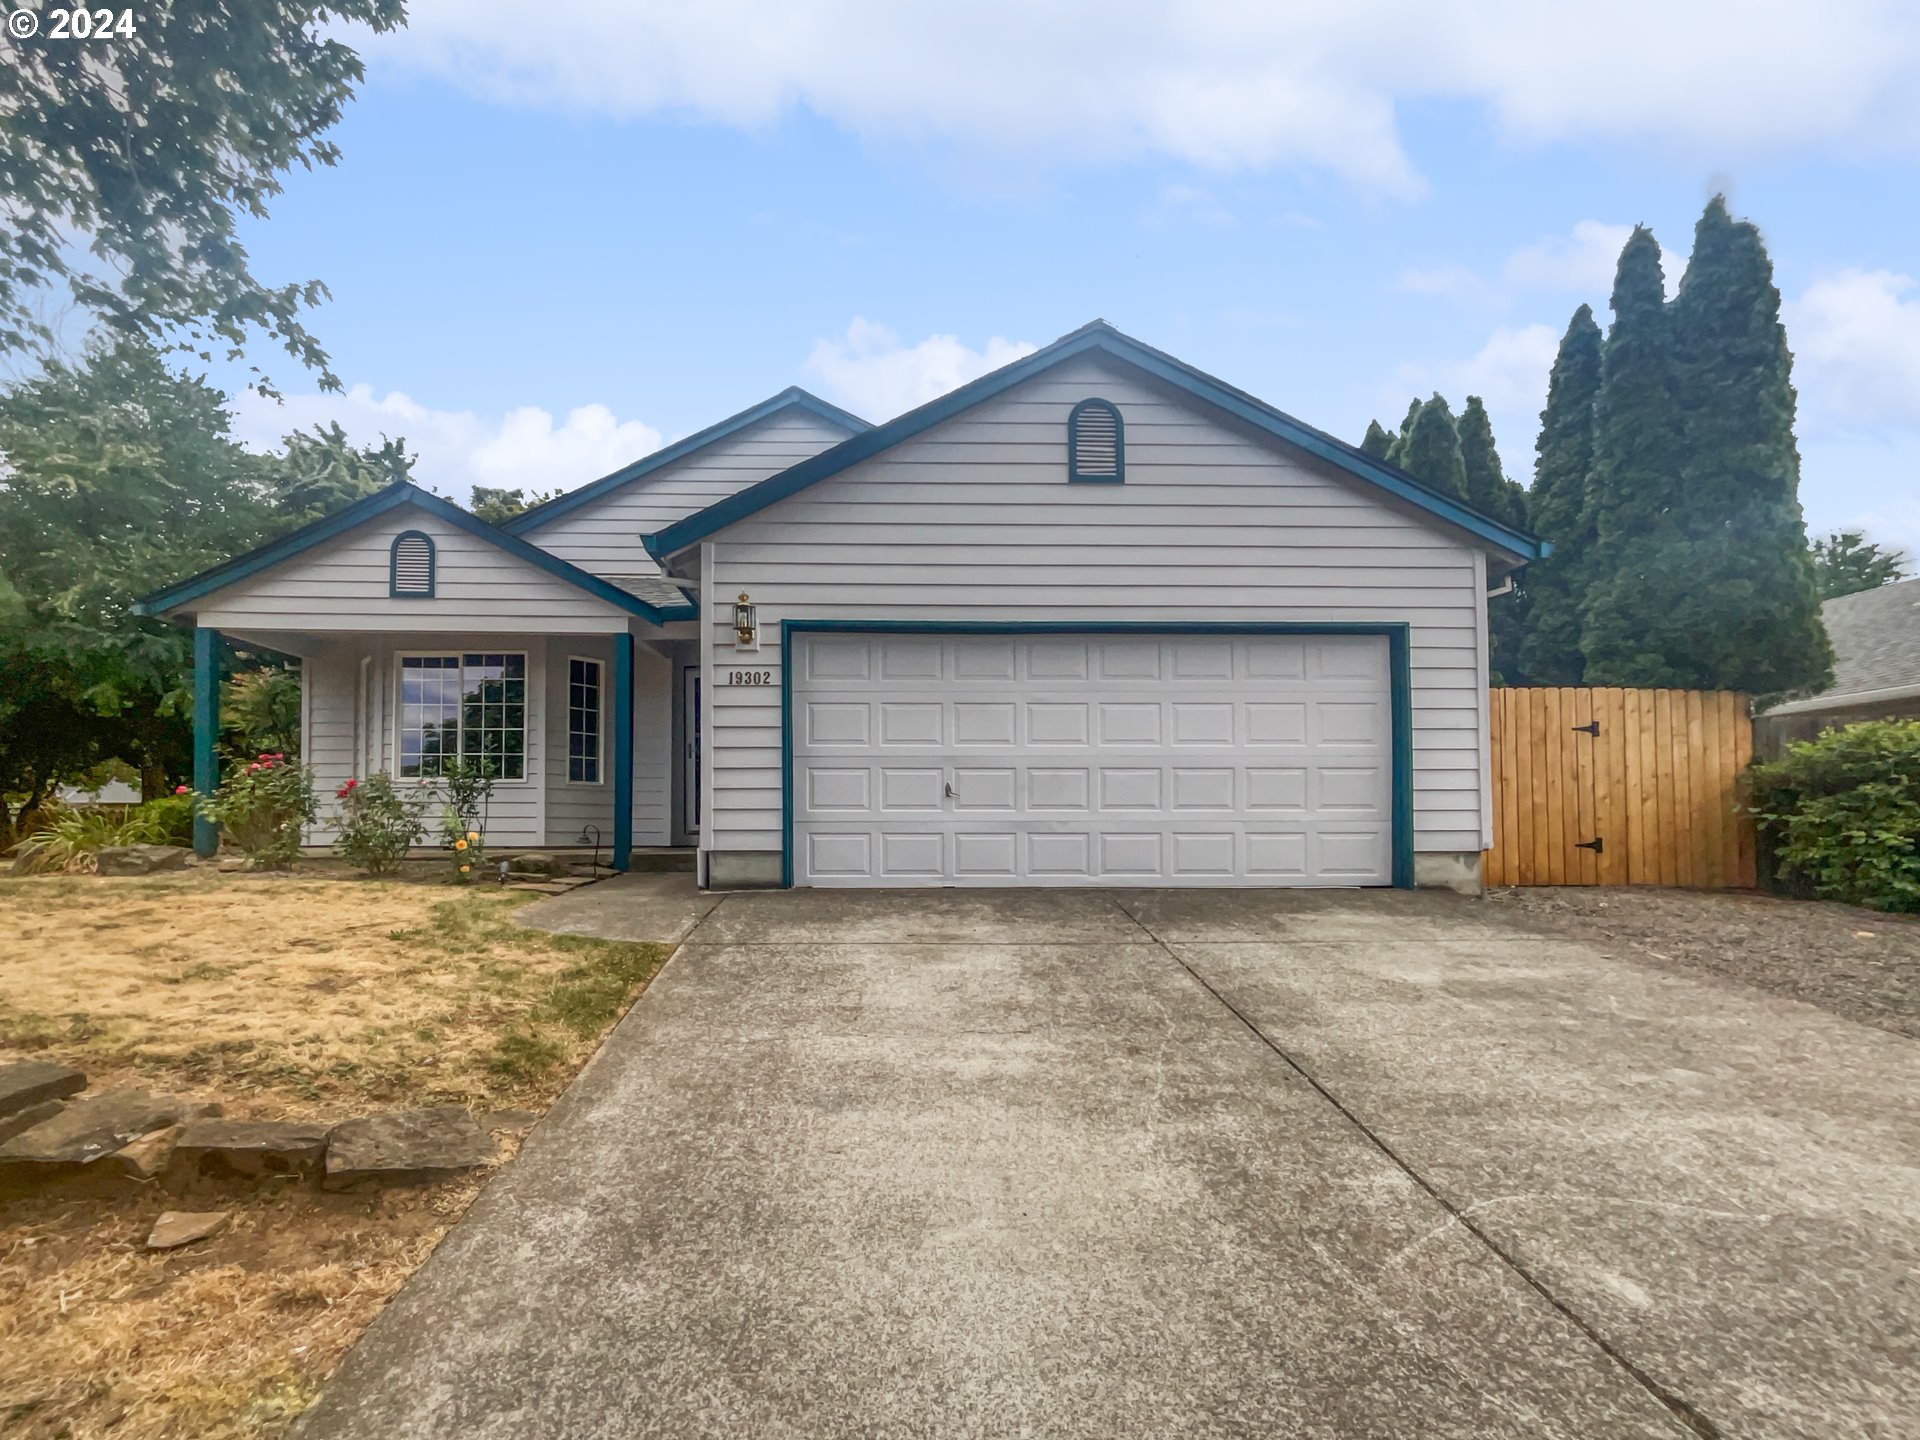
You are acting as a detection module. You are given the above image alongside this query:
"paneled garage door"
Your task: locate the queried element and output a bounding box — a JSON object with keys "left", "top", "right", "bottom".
{"left": 789, "top": 631, "right": 1394, "bottom": 887}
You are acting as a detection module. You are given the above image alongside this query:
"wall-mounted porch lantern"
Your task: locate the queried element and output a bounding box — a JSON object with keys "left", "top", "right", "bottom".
{"left": 733, "top": 592, "right": 758, "bottom": 649}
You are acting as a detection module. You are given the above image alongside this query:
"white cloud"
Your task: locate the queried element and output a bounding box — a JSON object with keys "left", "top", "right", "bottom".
{"left": 1784, "top": 268, "right": 1920, "bottom": 430}
{"left": 1401, "top": 220, "right": 1662, "bottom": 313}
{"left": 1389, "top": 323, "right": 1562, "bottom": 467}
{"left": 1502, "top": 220, "right": 1635, "bottom": 292}
{"left": 1845, "top": 493, "right": 1920, "bottom": 562}
{"left": 388, "top": 2, "right": 1920, "bottom": 193}
{"left": 231, "top": 385, "right": 664, "bottom": 504}
{"left": 802, "top": 318, "right": 1036, "bottom": 420}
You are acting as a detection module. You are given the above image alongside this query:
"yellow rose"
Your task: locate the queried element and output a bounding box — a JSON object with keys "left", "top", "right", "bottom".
{"left": 466, "top": 830, "right": 479, "bottom": 842}
{"left": 454, "top": 839, "right": 468, "bottom": 851}
{"left": 459, "top": 864, "right": 470, "bottom": 874}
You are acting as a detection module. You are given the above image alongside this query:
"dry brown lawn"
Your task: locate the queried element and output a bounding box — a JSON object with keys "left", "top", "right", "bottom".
{"left": 0, "top": 868, "right": 670, "bottom": 1440}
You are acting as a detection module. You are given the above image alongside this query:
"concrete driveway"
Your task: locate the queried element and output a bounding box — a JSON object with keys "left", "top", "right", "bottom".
{"left": 296, "top": 888, "right": 1920, "bottom": 1440}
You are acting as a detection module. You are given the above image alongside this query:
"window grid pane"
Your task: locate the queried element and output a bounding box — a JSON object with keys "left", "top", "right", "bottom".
{"left": 399, "top": 653, "right": 527, "bottom": 780}
{"left": 568, "top": 658, "right": 602, "bottom": 784}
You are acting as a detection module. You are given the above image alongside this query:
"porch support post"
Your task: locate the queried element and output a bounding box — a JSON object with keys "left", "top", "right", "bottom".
{"left": 611, "top": 631, "right": 634, "bottom": 872}
{"left": 192, "top": 625, "right": 222, "bottom": 858}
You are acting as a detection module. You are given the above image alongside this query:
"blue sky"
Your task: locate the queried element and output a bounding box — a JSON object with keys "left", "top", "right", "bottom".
{"left": 218, "top": 3, "right": 1920, "bottom": 558}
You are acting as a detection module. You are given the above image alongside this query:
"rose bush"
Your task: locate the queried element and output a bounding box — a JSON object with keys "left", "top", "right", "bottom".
{"left": 334, "top": 773, "right": 430, "bottom": 876}
{"left": 194, "top": 753, "right": 316, "bottom": 869}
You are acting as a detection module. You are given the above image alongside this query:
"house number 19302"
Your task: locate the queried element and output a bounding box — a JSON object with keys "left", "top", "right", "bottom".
{"left": 726, "top": 669, "right": 773, "bottom": 686}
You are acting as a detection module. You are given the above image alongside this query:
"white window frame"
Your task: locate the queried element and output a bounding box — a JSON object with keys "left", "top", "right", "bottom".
{"left": 565, "top": 654, "right": 605, "bottom": 786}
{"left": 393, "top": 650, "right": 531, "bottom": 784}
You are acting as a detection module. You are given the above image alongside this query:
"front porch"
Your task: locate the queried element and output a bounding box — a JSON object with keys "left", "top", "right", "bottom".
{"left": 190, "top": 626, "right": 700, "bottom": 872}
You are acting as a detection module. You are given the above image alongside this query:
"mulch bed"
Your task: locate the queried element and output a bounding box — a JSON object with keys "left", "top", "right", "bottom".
{"left": 1484, "top": 887, "right": 1920, "bottom": 1040}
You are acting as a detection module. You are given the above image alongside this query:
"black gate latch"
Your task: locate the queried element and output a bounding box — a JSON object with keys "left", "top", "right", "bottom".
{"left": 1576, "top": 837, "right": 1604, "bottom": 854}
{"left": 1570, "top": 720, "right": 1600, "bottom": 736}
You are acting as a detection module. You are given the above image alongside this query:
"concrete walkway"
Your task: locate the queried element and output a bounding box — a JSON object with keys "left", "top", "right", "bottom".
{"left": 296, "top": 889, "right": 1920, "bottom": 1440}
{"left": 512, "top": 871, "right": 720, "bottom": 946}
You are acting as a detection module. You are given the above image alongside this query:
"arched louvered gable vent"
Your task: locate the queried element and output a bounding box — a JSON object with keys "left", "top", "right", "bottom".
{"left": 1068, "top": 398, "right": 1124, "bottom": 483}
{"left": 390, "top": 530, "right": 435, "bottom": 598}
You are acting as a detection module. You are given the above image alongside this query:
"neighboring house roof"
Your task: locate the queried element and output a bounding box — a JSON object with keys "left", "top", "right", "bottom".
{"left": 502, "top": 386, "right": 871, "bottom": 535}
{"left": 1763, "top": 575, "right": 1920, "bottom": 716}
{"left": 58, "top": 779, "right": 142, "bottom": 806}
{"left": 134, "top": 482, "right": 697, "bottom": 625}
{"left": 643, "top": 320, "right": 1549, "bottom": 564}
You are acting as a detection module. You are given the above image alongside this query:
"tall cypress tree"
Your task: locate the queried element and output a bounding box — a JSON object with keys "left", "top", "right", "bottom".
{"left": 1360, "top": 419, "right": 1394, "bottom": 460}
{"left": 1518, "top": 306, "right": 1604, "bottom": 684}
{"left": 1580, "top": 226, "right": 1693, "bottom": 685}
{"left": 1397, "top": 396, "right": 1468, "bottom": 500}
{"left": 1452, "top": 396, "right": 1530, "bottom": 681}
{"left": 1458, "top": 396, "right": 1527, "bottom": 528}
{"left": 1384, "top": 398, "right": 1423, "bottom": 467}
{"left": 1665, "top": 197, "right": 1831, "bottom": 694}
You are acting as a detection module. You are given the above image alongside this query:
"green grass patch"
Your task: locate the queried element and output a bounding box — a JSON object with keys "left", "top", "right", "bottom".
{"left": 486, "top": 934, "right": 668, "bottom": 1087}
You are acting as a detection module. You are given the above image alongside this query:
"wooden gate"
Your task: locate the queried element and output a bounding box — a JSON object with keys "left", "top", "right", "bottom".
{"left": 1485, "top": 688, "right": 1756, "bottom": 889}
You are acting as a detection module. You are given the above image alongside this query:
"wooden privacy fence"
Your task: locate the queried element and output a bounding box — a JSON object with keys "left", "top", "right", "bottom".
{"left": 1486, "top": 688, "right": 1756, "bottom": 889}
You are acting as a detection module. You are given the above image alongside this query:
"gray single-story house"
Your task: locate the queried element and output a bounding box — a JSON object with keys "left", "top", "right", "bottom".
{"left": 140, "top": 321, "right": 1545, "bottom": 890}
{"left": 1756, "top": 574, "right": 1920, "bottom": 752}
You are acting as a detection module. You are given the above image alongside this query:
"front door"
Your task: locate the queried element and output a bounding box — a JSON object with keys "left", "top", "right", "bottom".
{"left": 683, "top": 665, "right": 701, "bottom": 835}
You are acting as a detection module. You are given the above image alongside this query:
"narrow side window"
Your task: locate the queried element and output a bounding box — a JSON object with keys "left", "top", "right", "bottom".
{"left": 390, "top": 531, "right": 435, "bottom": 597}
{"left": 1068, "top": 399, "right": 1124, "bottom": 483}
{"left": 568, "top": 657, "right": 603, "bottom": 784}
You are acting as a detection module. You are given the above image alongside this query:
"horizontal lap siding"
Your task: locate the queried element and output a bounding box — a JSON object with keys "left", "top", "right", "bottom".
{"left": 303, "top": 636, "right": 676, "bottom": 852}
{"left": 529, "top": 412, "right": 856, "bottom": 584}
{"left": 197, "top": 509, "right": 632, "bottom": 633}
{"left": 704, "top": 356, "right": 1488, "bottom": 858}
{"left": 301, "top": 635, "right": 546, "bottom": 846}
{"left": 542, "top": 638, "right": 673, "bottom": 847}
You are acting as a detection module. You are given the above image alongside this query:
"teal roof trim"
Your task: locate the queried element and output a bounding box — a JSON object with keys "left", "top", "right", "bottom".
{"left": 503, "top": 387, "right": 870, "bottom": 535}
{"left": 135, "top": 482, "right": 694, "bottom": 625}
{"left": 644, "top": 322, "right": 1546, "bottom": 563}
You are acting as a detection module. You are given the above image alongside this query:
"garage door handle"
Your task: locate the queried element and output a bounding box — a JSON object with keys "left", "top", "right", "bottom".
{"left": 944, "top": 781, "right": 956, "bottom": 798}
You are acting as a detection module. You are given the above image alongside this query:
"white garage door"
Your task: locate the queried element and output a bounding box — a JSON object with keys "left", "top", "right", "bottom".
{"left": 790, "top": 632, "right": 1394, "bottom": 888}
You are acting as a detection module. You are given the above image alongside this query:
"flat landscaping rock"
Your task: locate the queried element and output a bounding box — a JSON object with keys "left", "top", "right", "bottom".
{"left": 148, "top": 1210, "right": 230, "bottom": 1250}
{"left": 504, "top": 854, "right": 571, "bottom": 879}
{"left": 111, "top": 1125, "right": 181, "bottom": 1180}
{"left": 0, "top": 1059, "right": 86, "bottom": 1119}
{"left": 95, "top": 843, "right": 190, "bottom": 876}
{"left": 0, "top": 1099, "right": 66, "bottom": 1145}
{"left": 0, "top": 1089, "right": 216, "bottom": 1168}
{"left": 173, "top": 1118, "right": 330, "bottom": 1177}
{"left": 324, "top": 1106, "right": 495, "bottom": 1190}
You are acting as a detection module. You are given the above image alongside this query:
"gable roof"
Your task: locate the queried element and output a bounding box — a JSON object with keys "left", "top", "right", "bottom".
{"left": 134, "top": 482, "right": 697, "bottom": 625}
{"left": 502, "top": 386, "right": 870, "bottom": 535}
{"left": 642, "top": 321, "right": 1548, "bottom": 564}
{"left": 1763, "top": 575, "right": 1920, "bottom": 716}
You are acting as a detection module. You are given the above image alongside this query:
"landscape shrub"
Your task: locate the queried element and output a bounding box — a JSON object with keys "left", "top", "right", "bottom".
{"left": 128, "top": 793, "right": 195, "bottom": 845}
{"left": 16, "top": 805, "right": 125, "bottom": 873}
{"left": 1749, "top": 719, "right": 1920, "bottom": 913}
{"left": 14, "top": 794, "right": 195, "bottom": 873}
{"left": 438, "top": 759, "right": 496, "bottom": 885}
{"left": 443, "top": 811, "right": 487, "bottom": 884}
{"left": 334, "top": 774, "right": 430, "bottom": 875}
{"left": 195, "top": 753, "right": 317, "bottom": 869}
